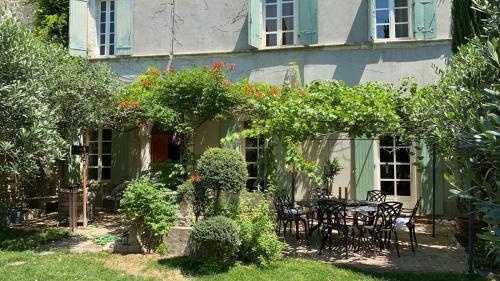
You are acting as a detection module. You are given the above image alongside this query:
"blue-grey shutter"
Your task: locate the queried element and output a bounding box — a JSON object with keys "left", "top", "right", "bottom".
{"left": 354, "top": 138, "right": 375, "bottom": 200}
{"left": 116, "top": 0, "right": 133, "bottom": 56}
{"left": 248, "top": 0, "right": 262, "bottom": 48}
{"left": 69, "top": 0, "right": 88, "bottom": 56}
{"left": 414, "top": 0, "right": 437, "bottom": 40}
{"left": 368, "top": 0, "right": 376, "bottom": 40}
{"left": 298, "top": 0, "right": 318, "bottom": 45}
{"left": 420, "top": 143, "right": 443, "bottom": 215}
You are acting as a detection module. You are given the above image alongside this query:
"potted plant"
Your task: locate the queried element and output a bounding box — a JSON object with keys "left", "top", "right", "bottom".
{"left": 322, "top": 158, "right": 342, "bottom": 194}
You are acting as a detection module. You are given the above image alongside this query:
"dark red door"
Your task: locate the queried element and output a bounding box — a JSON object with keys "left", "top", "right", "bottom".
{"left": 151, "top": 133, "right": 170, "bottom": 164}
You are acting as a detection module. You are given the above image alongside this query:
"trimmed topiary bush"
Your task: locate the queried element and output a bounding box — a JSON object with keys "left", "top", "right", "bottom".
{"left": 191, "top": 215, "right": 241, "bottom": 265}
{"left": 197, "top": 148, "right": 247, "bottom": 216}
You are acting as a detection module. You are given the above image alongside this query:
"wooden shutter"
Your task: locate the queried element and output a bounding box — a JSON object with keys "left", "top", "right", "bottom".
{"left": 248, "top": 0, "right": 262, "bottom": 48}
{"left": 354, "top": 138, "right": 375, "bottom": 200}
{"left": 298, "top": 0, "right": 318, "bottom": 45}
{"left": 414, "top": 0, "right": 437, "bottom": 40}
{"left": 69, "top": 0, "right": 88, "bottom": 56}
{"left": 116, "top": 0, "right": 133, "bottom": 56}
{"left": 110, "top": 130, "right": 129, "bottom": 185}
{"left": 420, "top": 143, "right": 443, "bottom": 215}
{"left": 368, "top": 0, "right": 376, "bottom": 40}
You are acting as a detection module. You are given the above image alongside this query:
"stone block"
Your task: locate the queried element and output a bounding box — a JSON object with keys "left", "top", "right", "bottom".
{"left": 163, "top": 226, "right": 193, "bottom": 256}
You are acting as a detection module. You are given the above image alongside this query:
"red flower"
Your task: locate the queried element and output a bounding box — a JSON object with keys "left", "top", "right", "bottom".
{"left": 255, "top": 91, "right": 264, "bottom": 98}
{"left": 140, "top": 79, "right": 152, "bottom": 89}
{"left": 299, "top": 90, "right": 305, "bottom": 96}
{"left": 147, "top": 68, "right": 161, "bottom": 77}
{"left": 245, "top": 86, "right": 253, "bottom": 94}
{"left": 227, "top": 63, "right": 236, "bottom": 70}
{"left": 211, "top": 61, "right": 225, "bottom": 70}
{"left": 131, "top": 101, "right": 140, "bottom": 107}
{"left": 117, "top": 100, "right": 130, "bottom": 108}
{"left": 167, "top": 65, "right": 175, "bottom": 73}
{"left": 191, "top": 175, "right": 201, "bottom": 182}
{"left": 290, "top": 81, "right": 297, "bottom": 87}
{"left": 224, "top": 80, "right": 232, "bottom": 87}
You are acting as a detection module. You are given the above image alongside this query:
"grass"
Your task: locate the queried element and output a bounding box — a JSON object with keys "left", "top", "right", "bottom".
{"left": 150, "top": 257, "right": 488, "bottom": 281}
{"left": 0, "top": 226, "right": 70, "bottom": 251}
{"left": 0, "top": 251, "right": 152, "bottom": 281}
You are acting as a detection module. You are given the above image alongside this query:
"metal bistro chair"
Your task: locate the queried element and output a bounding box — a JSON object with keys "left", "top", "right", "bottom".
{"left": 357, "top": 201, "right": 403, "bottom": 258}
{"left": 395, "top": 197, "right": 421, "bottom": 252}
{"left": 273, "top": 196, "right": 309, "bottom": 243}
{"left": 318, "top": 200, "right": 353, "bottom": 258}
{"left": 366, "top": 190, "right": 387, "bottom": 203}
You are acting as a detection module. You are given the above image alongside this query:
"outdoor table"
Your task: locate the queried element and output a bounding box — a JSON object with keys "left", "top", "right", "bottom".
{"left": 296, "top": 199, "right": 378, "bottom": 236}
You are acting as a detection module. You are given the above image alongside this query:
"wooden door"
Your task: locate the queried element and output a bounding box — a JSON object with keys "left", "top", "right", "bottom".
{"left": 151, "top": 133, "right": 170, "bottom": 164}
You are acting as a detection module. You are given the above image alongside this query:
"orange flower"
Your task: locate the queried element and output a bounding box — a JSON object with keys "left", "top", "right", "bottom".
{"left": 117, "top": 100, "right": 130, "bottom": 108}
{"left": 167, "top": 65, "right": 175, "bottom": 73}
{"left": 211, "top": 61, "right": 225, "bottom": 70}
{"left": 255, "top": 91, "right": 264, "bottom": 98}
{"left": 140, "top": 79, "right": 152, "bottom": 89}
{"left": 224, "top": 80, "right": 232, "bottom": 87}
{"left": 270, "top": 86, "right": 281, "bottom": 96}
{"left": 227, "top": 63, "right": 236, "bottom": 70}
{"left": 299, "top": 90, "right": 305, "bottom": 96}
{"left": 191, "top": 175, "right": 201, "bottom": 182}
{"left": 131, "top": 101, "right": 140, "bottom": 107}
{"left": 245, "top": 86, "right": 253, "bottom": 94}
{"left": 146, "top": 68, "right": 161, "bottom": 77}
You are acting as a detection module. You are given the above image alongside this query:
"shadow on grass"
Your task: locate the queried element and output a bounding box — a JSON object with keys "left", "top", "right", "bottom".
{"left": 156, "top": 256, "right": 233, "bottom": 277}
{"left": 0, "top": 226, "right": 70, "bottom": 251}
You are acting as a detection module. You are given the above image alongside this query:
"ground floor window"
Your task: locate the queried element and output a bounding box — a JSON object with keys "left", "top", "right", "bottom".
{"left": 243, "top": 122, "right": 266, "bottom": 191}
{"left": 378, "top": 136, "right": 411, "bottom": 196}
{"left": 88, "top": 129, "right": 112, "bottom": 181}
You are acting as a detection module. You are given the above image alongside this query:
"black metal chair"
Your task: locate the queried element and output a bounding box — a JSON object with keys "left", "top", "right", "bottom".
{"left": 366, "top": 190, "right": 387, "bottom": 203}
{"left": 318, "top": 200, "right": 352, "bottom": 258}
{"left": 395, "top": 197, "right": 421, "bottom": 251}
{"left": 273, "top": 196, "right": 309, "bottom": 243}
{"left": 357, "top": 201, "right": 403, "bottom": 257}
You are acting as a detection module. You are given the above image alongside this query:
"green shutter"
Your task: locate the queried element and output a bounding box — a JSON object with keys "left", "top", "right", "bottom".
{"left": 298, "top": 0, "right": 318, "bottom": 45}
{"left": 248, "top": 0, "right": 262, "bottom": 48}
{"left": 110, "top": 131, "right": 129, "bottom": 185}
{"left": 420, "top": 143, "right": 443, "bottom": 215}
{"left": 116, "top": 0, "right": 133, "bottom": 56}
{"left": 354, "top": 139, "right": 374, "bottom": 200}
{"left": 368, "top": 0, "right": 376, "bottom": 40}
{"left": 414, "top": 0, "right": 437, "bottom": 40}
{"left": 219, "top": 119, "right": 238, "bottom": 149}
{"left": 69, "top": 0, "right": 88, "bottom": 56}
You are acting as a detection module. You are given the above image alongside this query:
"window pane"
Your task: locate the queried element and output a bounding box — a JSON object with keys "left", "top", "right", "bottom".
{"left": 110, "top": 0, "right": 115, "bottom": 10}
{"left": 100, "top": 34, "right": 106, "bottom": 44}
{"left": 395, "top": 23, "right": 409, "bottom": 38}
{"left": 376, "top": 0, "right": 389, "bottom": 9}
{"left": 282, "top": 17, "right": 294, "bottom": 31}
{"left": 100, "top": 12, "right": 106, "bottom": 23}
{"left": 265, "top": 0, "right": 277, "bottom": 3}
{"left": 381, "top": 181, "right": 395, "bottom": 196}
{"left": 396, "top": 148, "right": 410, "bottom": 163}
{"left": 266, "top": 4, "right": 277, "bottom": 17}
{"left": 109, "top": 45, "right": 115, "bottom": 55}
{"left": 88, "top": 168, "right": 98, "bottom": 180}
{"left": 380, "top": 149, "right": 393, "bottom": 163}
{"left": 266, "top": 34, "right": 277, "bottom": 46}
{"left": 380, "top": 164, "right": 394, "bottom": 179}
{"left": 102, "top": 168, "right": 111, "bottom": 180}
{"left": 110, "top": 11, "right": 115, "bottom": 21}
{"left": 102, "top": 142, "right": 112, "bottom": 154}
{"left": 110, "top": 22, "right": 115, "bottom": 33}
{"left": 282, "top": 32, "right": 294, "bottom": 45}
{"left": 282, "top": 3, "right": 293, "bottom": 16}
{"left": 395, "top": 0, "right": 407, "bottom": 7}
{"left": 397, "top": 181, "right": 411, "bottom": 196}
{"left": 100, "top": 46, "right": 106, "bottom": 56}
{"left": 376, "top": 10, "right": 389, "bottom": 24}
{"left": 380, "top": 136, "right": 393, "bottom": 146}
{"left": 102, "top": 155, "right": 112, "bottom": 167}
{"left": 89, "top": 143, "right": 98, "bottom": 154}
{"left": 245, "top": 137, "right": 258, "bottom": 148}
{"left": 109, "top": 34, "right": 114, "bottom": 44}
{"left": 247, "top": 164, "right": 258, "bottom": 178}
{"left": 100, "top": 1, "right": 106, "bottom": 11}
{"left": 89, "top": 155, "right": 99, "bottom": 167}
{"left": 395, "top": 8, "right": 408, "bottom": 23}
{"left": 266, "top": 19, "right": 277, "bottom": 32}
{"left": 245, "top": 149, "right": 258, "bottom": 162}
{"left": 396, "top": 165, "right": 410, "bottom": 179}
{"left": 100, "top": 23, "right": 106, "bottom": 33}
{"left": 102, "top": 129, "right": 112, "bottom": 141}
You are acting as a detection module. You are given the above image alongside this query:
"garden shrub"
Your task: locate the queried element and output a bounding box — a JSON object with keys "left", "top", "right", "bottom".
{"left": 177, "top": 179, "right": 211, "bottom": 221}
{"left": 237, "top": 202, "right": 285, "bottom": 267}
{"left": 119, "top": 177, "right": 178, "bottom": 252}
{"left": 153, "top": 161, "right": 188, "bottom": 190}
{"left": 197, "top": 148, "right": 247, "bottom": 216}
{"left": 191, "top": 215, "right": 240, "bottom": 265}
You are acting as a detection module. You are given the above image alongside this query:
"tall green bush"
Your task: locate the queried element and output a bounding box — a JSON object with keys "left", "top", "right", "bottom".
{"left": 197, "top": 148, "right": 247, "bottom": 216}
{"left": 119, "top": 177, "right": 178, "bottom": 251}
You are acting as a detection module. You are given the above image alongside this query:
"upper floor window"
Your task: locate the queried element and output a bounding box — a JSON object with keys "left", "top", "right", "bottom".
{"left": 88, "top": 129, "right": 112, "bottom": 181}
{"left": 264, "top": 0, "right": 296, "bottom": 47}
{"left": 98, "top": 0, "right": 115, "bottom": 56}
{"left": 375, "top": 0, "right": 410, "bottom": 40}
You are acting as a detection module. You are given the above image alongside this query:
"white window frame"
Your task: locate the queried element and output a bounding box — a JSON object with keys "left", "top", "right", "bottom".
{"left": 97, "top": 0, "right": 116, "bottom": 56}
{"left": 88, "top": 129, "right": 112, "bottom": 182}
{"left": 374, "top": 0, "right": 412, "bottom": 41}
{"left": 374, "top": 137, "right": 415, "bottom": 200}
{"left": 262, "top": 0, "right": 298, "bottom": 48}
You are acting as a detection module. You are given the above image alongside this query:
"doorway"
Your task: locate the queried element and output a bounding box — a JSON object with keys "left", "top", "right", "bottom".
{"left": 151, "top": 125, "right": 181, "bottom": 165}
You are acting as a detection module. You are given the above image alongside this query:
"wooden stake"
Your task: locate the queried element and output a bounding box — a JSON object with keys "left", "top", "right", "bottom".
{"left": 82, "top": 128, "right": 88, "bottom": 228}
